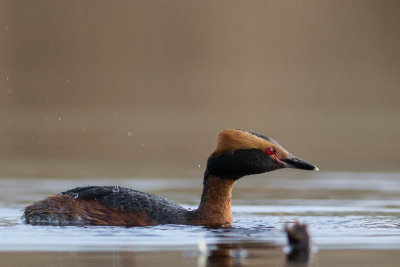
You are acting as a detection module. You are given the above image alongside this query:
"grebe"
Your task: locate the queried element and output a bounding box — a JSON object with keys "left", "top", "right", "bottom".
{"left": 23, "top": 129, "right": 318, "bottom": 227}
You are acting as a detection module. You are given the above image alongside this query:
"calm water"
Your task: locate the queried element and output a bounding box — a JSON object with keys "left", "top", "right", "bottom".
{"left": 1, "top": 171, "right": 400, "bottom": 266}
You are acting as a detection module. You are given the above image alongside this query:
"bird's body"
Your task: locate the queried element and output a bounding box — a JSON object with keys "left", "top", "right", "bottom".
{"left": 23, "top": 129, "right": 318, "bottom": 227}
{"left": 24, "top": 186, "right": 190, "bottom": 226}
{"left": 24, "top": 176, "right": 234, "bottom": 226}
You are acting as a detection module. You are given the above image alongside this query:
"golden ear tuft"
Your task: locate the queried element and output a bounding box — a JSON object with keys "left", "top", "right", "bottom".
{"left": 213, "top": 129, "right": 291, "bottom": 159}
{"left": 214, "top": 129, "right": 269, "bottom": 154}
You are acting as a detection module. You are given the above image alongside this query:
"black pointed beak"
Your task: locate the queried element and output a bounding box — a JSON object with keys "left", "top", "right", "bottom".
{"left": 282, "top": 157, "right": 319, "bottom": 171}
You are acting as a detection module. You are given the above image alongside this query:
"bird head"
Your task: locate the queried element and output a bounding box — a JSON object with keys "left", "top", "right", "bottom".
{"left": 205, "top": 129, "right": 318, "bottom": 180}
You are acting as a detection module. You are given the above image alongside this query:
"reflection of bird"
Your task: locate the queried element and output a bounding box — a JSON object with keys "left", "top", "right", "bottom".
{"left": 23, "top": 129, "right": 318, "bottom": 227}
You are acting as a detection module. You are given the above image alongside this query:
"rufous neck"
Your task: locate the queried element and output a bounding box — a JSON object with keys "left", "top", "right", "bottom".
{"left": 194, "top": 175, "right": 234, "bottom": 225}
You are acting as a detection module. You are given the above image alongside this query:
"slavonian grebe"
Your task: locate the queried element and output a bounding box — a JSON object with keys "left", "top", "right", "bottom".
{"left": 23, "top": 129, "right": 318, "bottom": 227}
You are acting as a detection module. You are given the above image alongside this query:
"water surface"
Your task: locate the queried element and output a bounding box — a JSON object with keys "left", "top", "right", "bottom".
{"left": 1, "top": 171, "right": 399, "bottom": 266}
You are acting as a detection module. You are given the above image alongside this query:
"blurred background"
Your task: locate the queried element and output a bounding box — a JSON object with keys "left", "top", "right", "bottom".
{"left": 0, "top": 0, "right": 399, "bottom": 178}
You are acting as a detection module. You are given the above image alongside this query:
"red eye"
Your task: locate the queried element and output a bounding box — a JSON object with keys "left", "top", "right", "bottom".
{"left": 265, "top": 147, "right": 275, "bottom": 155}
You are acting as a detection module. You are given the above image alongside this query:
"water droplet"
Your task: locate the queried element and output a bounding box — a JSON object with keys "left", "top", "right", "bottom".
{"left": 58, "top": 117, "right": 61, "bottom": 121}
{"left": 198, "top": 164, "right": 201, "bottom": 168}
{"left": 5, "top": 76, "right": 9, "bottom": 80}
{"left": 113, "top": 186, "right": 120, "bottom": 193}
{"left": 127, "top": 132, "right": 132, "bottom": 137}
{"left": 69, "top": 192, "right": 78, "bottom": 199}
